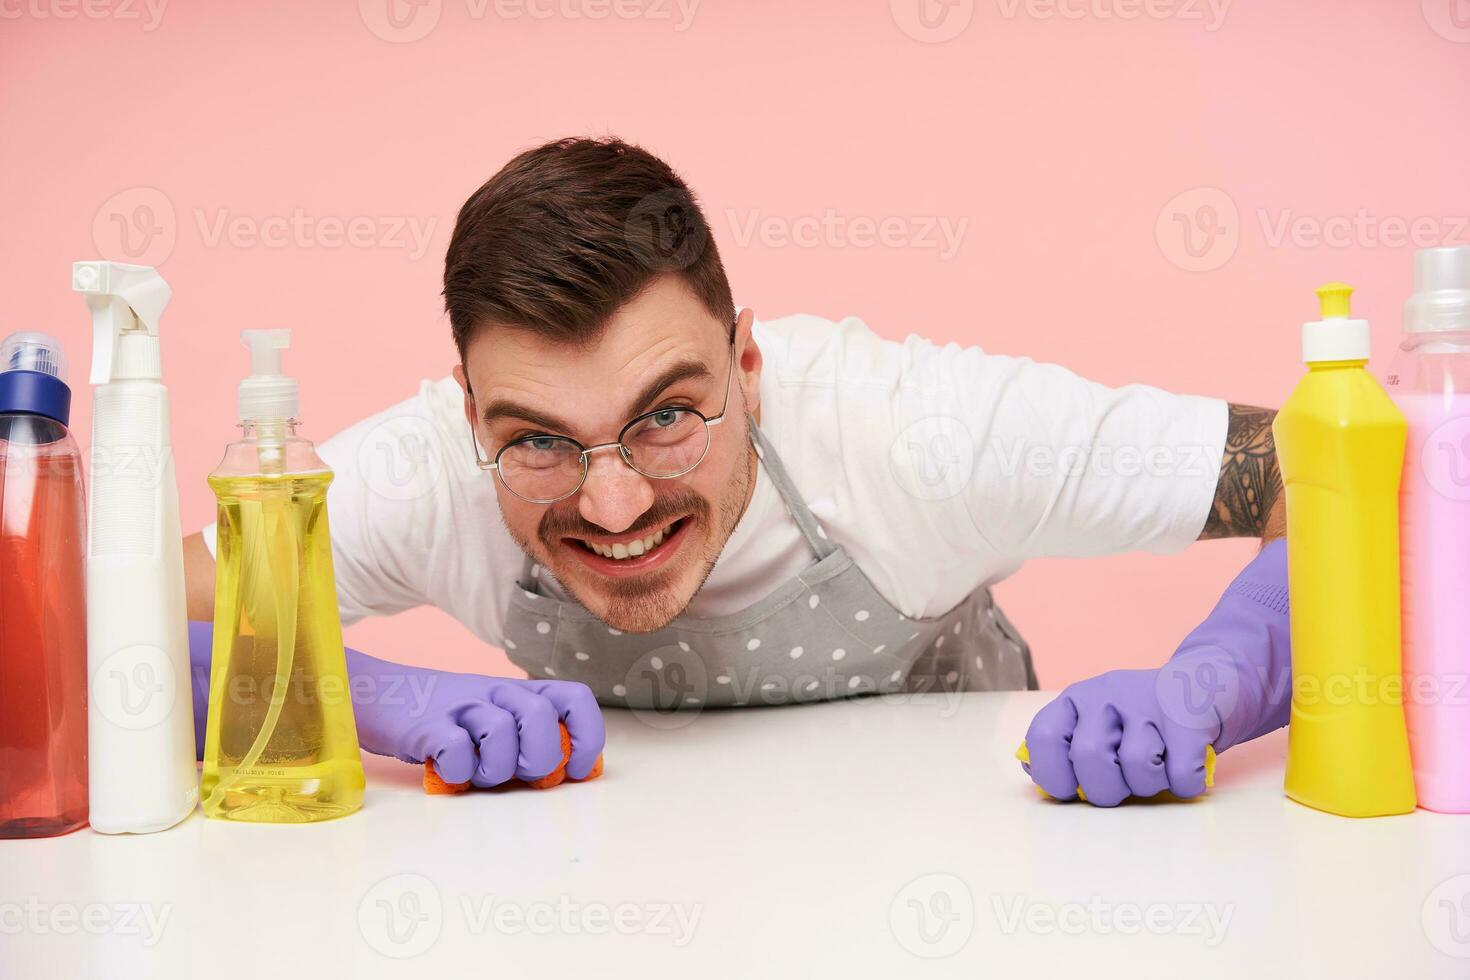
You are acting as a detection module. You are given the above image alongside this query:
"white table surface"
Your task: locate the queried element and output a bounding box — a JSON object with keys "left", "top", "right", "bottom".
{"left": 4, "top": 690, "right": 1469, "bottom": 979}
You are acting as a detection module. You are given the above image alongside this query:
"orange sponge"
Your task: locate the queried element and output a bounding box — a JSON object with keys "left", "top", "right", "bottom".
{"left": 424, "top": 722, "right": 604, "bottom": 794}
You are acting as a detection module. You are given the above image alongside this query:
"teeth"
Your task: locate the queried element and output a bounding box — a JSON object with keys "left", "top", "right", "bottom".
{"left": 582, "top": 520, "right": 678, "bottom": 561}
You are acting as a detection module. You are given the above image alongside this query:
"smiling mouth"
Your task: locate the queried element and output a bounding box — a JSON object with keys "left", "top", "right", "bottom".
{"left": 569, "top": 517, "right": 686, "bottom": 561}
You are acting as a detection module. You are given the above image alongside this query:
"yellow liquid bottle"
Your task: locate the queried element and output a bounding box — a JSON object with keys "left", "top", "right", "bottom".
{"left": 200, "top": 330, "right": 364, "bottom": 823}
{"left": 1275, "top": 284, "right": 1416, "bottom": 817}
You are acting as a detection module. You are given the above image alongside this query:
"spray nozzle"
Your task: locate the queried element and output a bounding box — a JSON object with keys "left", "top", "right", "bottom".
{"left": 73, "top": 261, "right": 171, "bottom": 385}
{"left": 238, "top": 329, "right": 300, "bottom": 423}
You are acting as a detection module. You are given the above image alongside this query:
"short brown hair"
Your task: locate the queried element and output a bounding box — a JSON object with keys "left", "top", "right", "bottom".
{"left": 443, "top": 137, "right": 734, "bottom": 359}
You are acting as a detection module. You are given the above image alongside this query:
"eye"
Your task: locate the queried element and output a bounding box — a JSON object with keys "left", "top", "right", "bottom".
{"left": 525, "top": 435, "right": 561, "bottom": 452}
{"left": 649, "top": 408, "right": 682, "bottom": 428}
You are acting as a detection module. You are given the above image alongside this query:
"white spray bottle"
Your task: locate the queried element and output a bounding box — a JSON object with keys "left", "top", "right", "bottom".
{"left": 73, "top": 261, "right": 198, "bottom": 834}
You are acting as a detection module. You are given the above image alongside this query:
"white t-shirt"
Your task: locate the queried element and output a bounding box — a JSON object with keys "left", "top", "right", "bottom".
{"left": 204, "top": 314, "right": 1227, "bottom": 645}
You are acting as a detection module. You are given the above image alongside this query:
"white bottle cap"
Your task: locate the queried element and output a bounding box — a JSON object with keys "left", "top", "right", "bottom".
{"left": 1404, "top": 246, "right": 1470, "bottom": 334}
{"left": 238, "top": 329, "right": 300, "bottom": 422}
{"left": 1302, "top": 282, "right": 1370, "bottom": 362}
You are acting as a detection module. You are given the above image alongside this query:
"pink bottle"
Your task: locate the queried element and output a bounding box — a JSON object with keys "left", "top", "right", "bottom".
{"left": 0, "top": 333, "right": 88, "bottom": 838}
{"left": 1386, "top": 246, "right": 1470, "bottom": 813}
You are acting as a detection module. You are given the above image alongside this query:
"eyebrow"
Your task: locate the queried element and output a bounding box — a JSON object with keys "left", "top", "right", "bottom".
{"left": 479, "top": 356, "right": 716, "bottom": 437}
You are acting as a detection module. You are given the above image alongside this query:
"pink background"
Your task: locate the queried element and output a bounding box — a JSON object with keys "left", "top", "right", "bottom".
{"left": 3, "top": 0, "right": 1467, "bottom": 687}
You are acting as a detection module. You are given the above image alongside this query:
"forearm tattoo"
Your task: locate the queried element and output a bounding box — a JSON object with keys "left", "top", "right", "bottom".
{"left": 1201, "top": 404, "right": 1284, "bottom": 540}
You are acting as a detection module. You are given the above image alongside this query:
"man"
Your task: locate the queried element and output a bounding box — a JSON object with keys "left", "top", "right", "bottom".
{"left": 184, "top": 137, "right": 1293, "bottom": 805}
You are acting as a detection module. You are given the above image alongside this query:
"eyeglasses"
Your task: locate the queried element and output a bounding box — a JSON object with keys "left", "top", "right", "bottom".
{"left": 469, "top": 340, "right": 737, "bottom": 504}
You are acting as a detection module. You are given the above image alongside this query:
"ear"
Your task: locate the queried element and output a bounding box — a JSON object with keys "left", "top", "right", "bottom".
{"left": 452, "top": 362, "right": 475, "bottom": 429}
{"left": 733, "top": 307, "right": 762, "bottom": 415}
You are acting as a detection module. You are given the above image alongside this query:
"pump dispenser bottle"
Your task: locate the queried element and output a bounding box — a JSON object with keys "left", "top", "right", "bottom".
{"left": 1276, "top": 283, "right": 1416, "bottom": 817}
{"left": 201, "top": 330, "right": 363, "bottom": 822}
{"left": 0, "top": 334, "right": 89, "bottom": 838}
{"left": 73, "top": 261, "right": 198, "bottom": 834}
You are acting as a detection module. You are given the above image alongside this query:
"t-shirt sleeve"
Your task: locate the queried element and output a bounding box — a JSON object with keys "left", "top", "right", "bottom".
{"left": 901, "top": 336, "right": 1228, "bottom": 562}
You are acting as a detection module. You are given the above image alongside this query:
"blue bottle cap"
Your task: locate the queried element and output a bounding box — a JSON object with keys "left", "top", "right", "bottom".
{"left": 0, "top": 332, "right": 72, "bottom": 425}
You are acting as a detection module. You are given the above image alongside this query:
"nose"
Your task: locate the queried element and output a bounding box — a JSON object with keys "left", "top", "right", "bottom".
{"left": 577, "top": 447, "right": 655, "bottom": 533}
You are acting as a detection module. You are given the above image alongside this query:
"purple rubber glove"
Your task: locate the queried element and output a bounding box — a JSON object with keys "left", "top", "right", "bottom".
{"left": 187, "top": 621, "right": 605, "bottom": 786}
{"left": 1022, "top": 539, "right": 1291, "bottom": 806}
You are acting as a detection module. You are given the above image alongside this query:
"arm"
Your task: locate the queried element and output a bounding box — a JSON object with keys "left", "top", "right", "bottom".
{"left": 184, "top": 531, "right": 216, "bottom": 620}
{"left": 1199, "top": 404, "right": 1286, "bottom": 543}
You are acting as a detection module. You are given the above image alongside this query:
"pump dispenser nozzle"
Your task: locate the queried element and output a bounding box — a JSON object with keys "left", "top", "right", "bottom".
{"left": 238, "top": 329, "right": 300, "bottom": 423}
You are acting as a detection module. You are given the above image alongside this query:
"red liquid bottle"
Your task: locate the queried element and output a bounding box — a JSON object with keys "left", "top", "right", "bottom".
{"left": 0, "top": 333, "right": 88, "bottom": 838}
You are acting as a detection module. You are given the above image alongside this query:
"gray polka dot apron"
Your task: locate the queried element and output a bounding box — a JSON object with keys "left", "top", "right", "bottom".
{"left": 502, "top": 413, "right": 1037, "bottom": 709}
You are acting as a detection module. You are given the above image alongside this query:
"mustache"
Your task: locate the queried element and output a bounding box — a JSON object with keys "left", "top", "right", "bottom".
{"left": 539, "top": 490, "right": 709, "bottom": 544}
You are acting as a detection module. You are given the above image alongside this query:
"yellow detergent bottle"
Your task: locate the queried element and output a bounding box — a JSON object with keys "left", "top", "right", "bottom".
{"left": 1275, "top": 283, "right": 1416, "bottom": 817}
{"left": 200, "top": 330, "right": 364, "bottom": 823}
